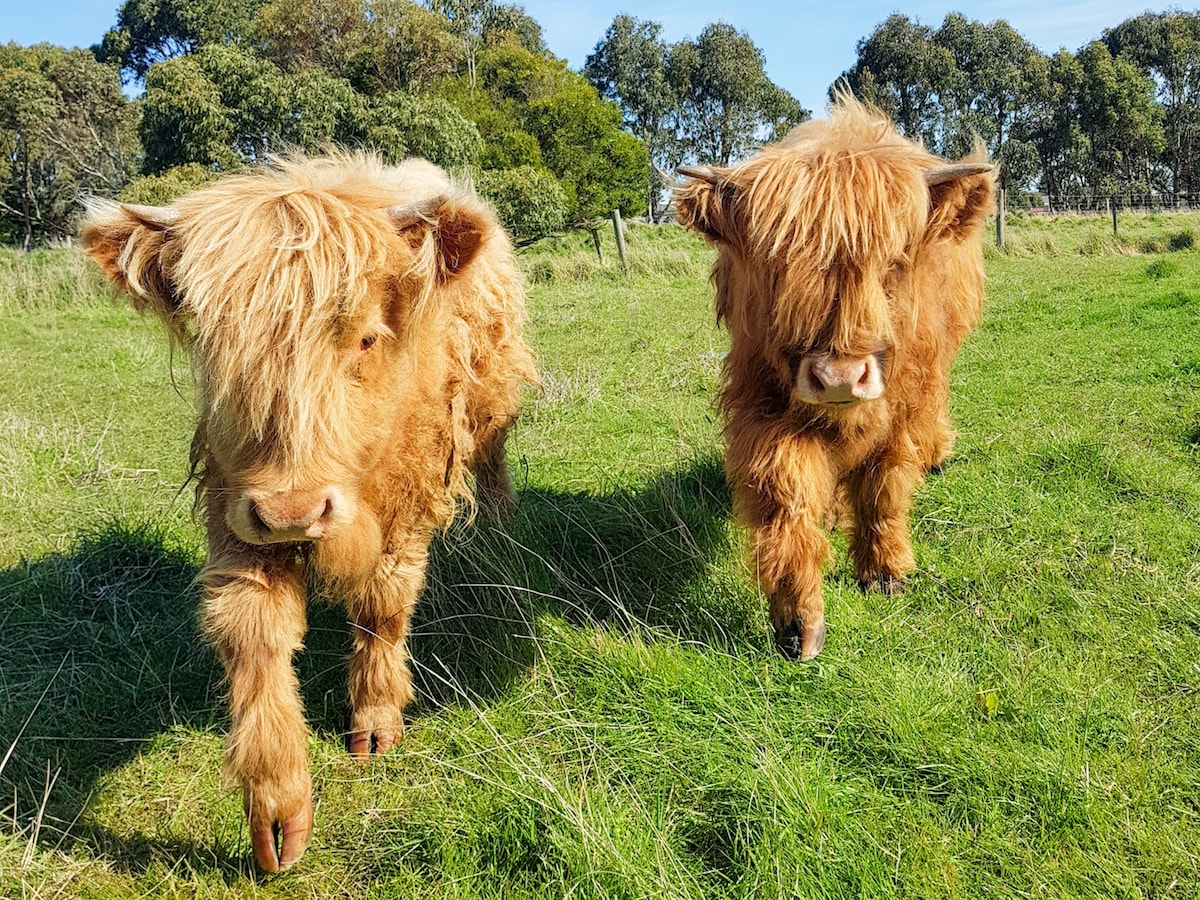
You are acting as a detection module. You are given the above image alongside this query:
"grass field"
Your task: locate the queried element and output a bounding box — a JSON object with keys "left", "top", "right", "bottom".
{"left": 2, "top": 216, "right": 1199, "bottom": 898}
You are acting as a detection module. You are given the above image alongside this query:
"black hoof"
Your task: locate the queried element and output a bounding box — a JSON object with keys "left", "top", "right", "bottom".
{"left": 775, "top": 622, "right": 803, "bottom": 660}
{"left": 773, "top": 619, "right": 826, "bottom": 661}
{"left": 859, "top": 574, "right": 905, "bottom": 596}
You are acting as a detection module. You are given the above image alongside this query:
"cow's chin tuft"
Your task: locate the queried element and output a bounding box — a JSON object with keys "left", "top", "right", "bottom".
{"left": 308, "top": 514, "right": 385, "bottom": 586}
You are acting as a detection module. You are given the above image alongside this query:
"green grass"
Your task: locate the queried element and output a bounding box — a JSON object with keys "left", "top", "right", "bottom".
{"left": 2, "top": 218, "right": 1199, "bottom": 898}
{"left": 988, "top": 209, "right": 1200, "bottom": 257}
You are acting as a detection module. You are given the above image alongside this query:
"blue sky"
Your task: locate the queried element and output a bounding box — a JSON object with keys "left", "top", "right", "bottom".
{"left": 4, "top": 1, "right": 1174, "bottom": 114}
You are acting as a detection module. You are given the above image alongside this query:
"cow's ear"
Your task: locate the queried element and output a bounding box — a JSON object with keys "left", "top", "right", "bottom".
{"left": 674, "top": 166, "right": 739, "bottom": 244}
{"left": 926, "top": 159, "right": 996, "bottom": 242}
{"left": 390, "top": 196, "right": 488, "bottom": 283}
{"left": 81, "top": 202, "right": 182, "bottom": 330}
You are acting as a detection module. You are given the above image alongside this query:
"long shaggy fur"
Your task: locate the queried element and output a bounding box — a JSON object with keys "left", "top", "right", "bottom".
{"left": 676, "top": 95, "right": 995, "bottom": 660}
{"left": 81, "top": 152, "right": 536, "bottom": 870}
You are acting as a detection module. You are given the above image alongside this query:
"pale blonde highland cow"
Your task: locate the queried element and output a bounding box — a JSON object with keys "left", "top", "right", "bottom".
{"left": 83, "top": 154, "right": 536, "bottom": 871}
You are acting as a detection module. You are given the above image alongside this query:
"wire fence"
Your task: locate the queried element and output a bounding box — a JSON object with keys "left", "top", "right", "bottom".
{"left": 1039, "top": 194, "right": 1200, "bottom": 214}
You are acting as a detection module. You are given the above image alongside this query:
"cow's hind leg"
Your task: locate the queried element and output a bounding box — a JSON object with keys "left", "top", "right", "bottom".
{"left": 344, "top": 536, "right": 427, "bottom": 759}
{"left": 847, "top": 437, "right": 921, "bottom": 593}
{"left": 472, "top": 418, "right": 518, "bottom": 518}
{"left": 202, "top": 552, "right": 312, "bottom": 873}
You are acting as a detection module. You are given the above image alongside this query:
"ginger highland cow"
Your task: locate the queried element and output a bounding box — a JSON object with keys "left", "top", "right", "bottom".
{"left": 82, "top": 155, "right": 536, "bottom": 871}
{"left": 676, "top": 96, "right": 995, "bottom": 662}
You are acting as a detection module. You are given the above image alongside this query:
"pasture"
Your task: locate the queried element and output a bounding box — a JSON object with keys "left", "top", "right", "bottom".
{"left": 2, "top": 217, "right": 1199, "bottom": 898}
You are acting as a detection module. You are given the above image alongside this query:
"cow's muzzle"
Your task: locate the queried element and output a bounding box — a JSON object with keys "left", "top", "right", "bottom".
{"left": 230, "top": 488, "right": 342, "bottom": 544}
{"left": 795, "top": 353, "right": 886, "bottom": 405}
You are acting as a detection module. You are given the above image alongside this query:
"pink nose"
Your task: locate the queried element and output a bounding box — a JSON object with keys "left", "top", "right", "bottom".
{"left": 798, "top": 355, "right": 885, "bottom": 404}
{"left": 246, "top": 489, "right": 336, "bottom": 542}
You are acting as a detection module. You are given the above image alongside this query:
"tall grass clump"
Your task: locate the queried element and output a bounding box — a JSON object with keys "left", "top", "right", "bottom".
{"left": 994, "top": 210, "right": 1200, "bottom": 258}
{"left": 0, "top": 247, "right": 109, "bottom": 311}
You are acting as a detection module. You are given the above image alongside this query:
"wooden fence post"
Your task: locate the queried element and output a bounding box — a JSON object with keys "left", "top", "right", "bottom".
{"left": 611, "top": 209, "right": 629, "bottom": 275}
{"left": 590, "top": 226, "right": 604, "bottom": 263}
{"left": 995, "top": 189, "right": 1005, "bottom": 250}
{"left": 1110, "top": 196, "right": 1118, "bottom": 236}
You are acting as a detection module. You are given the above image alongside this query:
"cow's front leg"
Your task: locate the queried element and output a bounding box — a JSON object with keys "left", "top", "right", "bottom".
{"left": 201, "top": 554, "right": 312, "bottom": 873}
{"left": 847, "top": 438, "right": 921, "bottom": 593}
{"left": 730, "top": 430, "right": 836, "bottom": 661}
{"left": 344, "top": 537, "right": 427, "bottom": 759}
{"left": 754, "top": 511, "right": 833, "bottom": 661}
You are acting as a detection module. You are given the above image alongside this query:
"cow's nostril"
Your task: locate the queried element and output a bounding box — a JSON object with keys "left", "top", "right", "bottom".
{"left": 247, "top": 501, "right": 268, "bottom": 534}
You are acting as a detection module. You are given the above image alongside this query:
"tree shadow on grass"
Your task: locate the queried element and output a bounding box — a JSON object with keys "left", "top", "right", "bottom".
{"left": 0, "top": 453, "right": 748, "bottom": 881}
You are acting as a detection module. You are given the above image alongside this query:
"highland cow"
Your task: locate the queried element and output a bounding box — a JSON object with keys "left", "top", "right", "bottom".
{"left": 82, "top": 155, "right": 536, "bottom": 871}
{"left": 675, "top": 96, "right": 995, "bottom": 662}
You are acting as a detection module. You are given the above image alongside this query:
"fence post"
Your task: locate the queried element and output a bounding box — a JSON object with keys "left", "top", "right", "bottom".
{"left": 995, "top": 189, "right": 1005, "bottom": 250}
{"left": 590, "top": 226, "right": 604, "bottom": 263}
{"left": 611, "top": 209, "right": 629, "bottom": 275}
{"left": 1110, "top": 196, "right": 1118, "bottom": 236}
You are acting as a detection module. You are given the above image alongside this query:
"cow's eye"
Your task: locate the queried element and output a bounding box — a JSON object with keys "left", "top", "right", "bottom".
{"left": 360, "top": 334, "right": 377, "bottom": 352}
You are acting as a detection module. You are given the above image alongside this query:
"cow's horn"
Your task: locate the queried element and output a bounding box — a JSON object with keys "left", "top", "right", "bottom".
{"left": 924, "top": 163, "right": 994, "bottom": 187}
{"left": 676, "top": 165, "right": 721, "bottom": 184}
{"left": 121, "top": 203, "right": 180, "bottom": 228}
{"left": 385, "top": 195, "right": 447, "bottom": 230}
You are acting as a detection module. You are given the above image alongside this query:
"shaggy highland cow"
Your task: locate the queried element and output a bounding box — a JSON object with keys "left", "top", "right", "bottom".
{"left": 676, "top": 96, "right": 995, "bottom": 662}
{"left": 82, "top": 155, "right": 536, "bottom": 871}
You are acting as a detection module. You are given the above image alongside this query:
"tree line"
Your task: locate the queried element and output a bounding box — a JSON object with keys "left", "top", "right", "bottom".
{"left": 0, "top": 0, "right": 797, "bottom": 247}
{"left": 840, "top": 11, "right": 1200, "bottom": 208}
{"left": 3, "top": 4, "right": 1199, "bottom": 246}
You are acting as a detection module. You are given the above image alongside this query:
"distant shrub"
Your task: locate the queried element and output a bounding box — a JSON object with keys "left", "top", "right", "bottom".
{"left": 121, "top": 164, "right": 220, "bottom": 205}
{"left": 363, "top": 93, "right": 483, "bottom": 170}
{"left": 476, "top": 166, "right": 568, "bottom": 245}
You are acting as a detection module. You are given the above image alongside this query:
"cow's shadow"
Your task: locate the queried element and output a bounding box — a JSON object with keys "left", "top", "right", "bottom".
{"left": 0, "top": 454, "right": 746, "bottom": 880}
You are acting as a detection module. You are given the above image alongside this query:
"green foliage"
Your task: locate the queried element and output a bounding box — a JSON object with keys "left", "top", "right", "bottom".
{"left": 1104, "top": 11, "right": 1200, "bottom": 195}
{"left": 841, "top": 14, "right": 955, "bottom": 145}
{"left": 668, "top": 23, "right": 806, "bottom": 166}
{"left": 139, "top": 47, "right": 247, "bottom": 170}
{"left": 475, "top": 164, "right": 566, "bottom": 243}
{"left": 120, "top": 163, "right": 220, "bottom": 205}
{"left": 361, "top": 91, "right": 482, "bottom": 168}
{"left": 251, "top": 0, "right": 368, "bottom": 76}
{"left": 525, "top": 77, "right": 648, "bottom": 220}
{"left": 1076, "top": 41, "right": 1164, "bottom": 194}
{"left": 478, "top": 128, "right": 543, "bottom": 170}
{"left": 99, "top": 0, "right": 265, "bottom": 78}
{"left": 842, "top": 12, "right": 1173, "bottom": 202}
{"left": 0, "top": 44, "right": 137, "bottom": 246}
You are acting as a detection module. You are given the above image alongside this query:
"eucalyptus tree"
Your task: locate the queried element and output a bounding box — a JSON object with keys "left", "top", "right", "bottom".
{"left": 98, "top": 0, "right": 264, "bottom": 79}
{"left": 839, "top": 13, "right": 954, "bottom": 147}
{"left": 0, "top": 44, "right": 137, "bottom": 245}
{"left": 585, "top": 14, "right": 674, "bottom": 217}
{"left": 1104, "top": 11, "right": 1200, "bottom": 194}
{"left": 668, "top": 22, "right": 805, "bottom": 166}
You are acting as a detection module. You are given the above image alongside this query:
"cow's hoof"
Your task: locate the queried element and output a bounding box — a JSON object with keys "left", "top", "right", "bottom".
{"left": 774, "top": 619, "right": 826, "bottom": 661}
{"left": 859, "top": 574, "right": 905, "bottom": 596}
{"left": 246, "top": 793, "right": 313, "bottom": 873}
